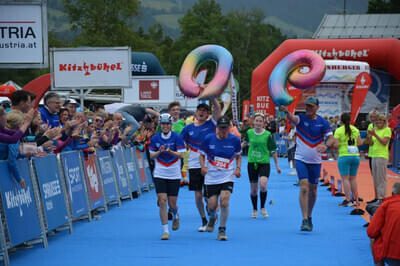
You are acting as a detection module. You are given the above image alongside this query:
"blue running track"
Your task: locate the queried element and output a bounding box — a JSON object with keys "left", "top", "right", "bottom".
{"left": 10, "top": 157, "right": 373, "bottom": 266}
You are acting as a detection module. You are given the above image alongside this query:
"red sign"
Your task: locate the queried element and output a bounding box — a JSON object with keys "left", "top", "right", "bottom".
{"left": 351, "top": 72, "right": 372, "bottom": 125}
{"left": 139, "top": 80, "right": 159, "bottom": 100}
{"left": 83, "top": 156, "right": 103, "bottom": 202}
{"left": 242, "top": 100, "right": 250, "bottom": 120}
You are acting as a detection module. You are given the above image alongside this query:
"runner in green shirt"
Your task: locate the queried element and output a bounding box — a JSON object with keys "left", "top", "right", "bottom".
{"left": 244, "top": 112, "right": 281, "bottom": 218}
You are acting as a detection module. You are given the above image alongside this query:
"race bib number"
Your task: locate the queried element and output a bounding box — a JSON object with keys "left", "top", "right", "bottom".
{"left": 214, "top": 156, "right": 230, "bottom": 169}
{"left": 347, "top": 146, "right": 358, "bottom": 154}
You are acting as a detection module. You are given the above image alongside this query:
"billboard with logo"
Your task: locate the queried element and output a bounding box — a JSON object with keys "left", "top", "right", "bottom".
{"left": 0, "top": 1, "right": 48, "bottom": 68}
{"left": 50, "top": 47, "right": 131, "bottom": 89}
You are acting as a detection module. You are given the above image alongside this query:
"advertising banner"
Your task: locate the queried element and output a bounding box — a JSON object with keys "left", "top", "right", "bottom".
{"left": 123, "top": 76, "right": 176, "bottom": 104}
{"left": 0, "top": 2, "right": 48, "bottom": 68}
{"left": 351, "top": 72, "right": 372, "bottom": 125}
{"left": 242, "top": 100, "right": 250, "bottom": 120}
{"left": 96, "top": 149, "right": 119, "bottom": 202}
{"left": 61, "top": 152, "right": 89, "bottom": 218}
{"left": 33, "top": 155, "right": 69, "bottom": 231}
{"left": 83, "top": 155, "right": 105, "bottom": 210}
{"left": 141, "top": 152, "right": 154, "bottom": 187}
{"left": 135, "top": 149, "right": 148, "bottom": 189}
{"left": 322, "top": 60, "right": 370, "bottom": 83}
{"left": 0, "top": 159, "right": 41, "bottom": 246}
{"left": 112, "top": 148, "right": 130, "bottom": 197}
{"left": 123, "top": 147, "right": 139, "bottom": 193}
{"left": 51, "top": 47, "right": 131, "bottom": 89}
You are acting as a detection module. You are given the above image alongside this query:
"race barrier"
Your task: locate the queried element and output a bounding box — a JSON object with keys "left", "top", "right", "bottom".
{"left": 0, "top": 146, "right": 151, "bottom": 265}
{"left": 274, "top": 134, "right": 288, "bottom": 157}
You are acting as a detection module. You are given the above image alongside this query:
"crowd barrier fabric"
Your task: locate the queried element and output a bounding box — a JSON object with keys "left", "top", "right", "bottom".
{"left": 59, "top": 151, "right": 92, "bottom": 221}
{"left": 83, "top": 155, "right": 107, "bottom": 212}
{"left": 135, "top": 149, "right": 150, "bottom": 191}
{"left": 122, "top": 147, "right": 140, "bottom": 194}
{"left": 111, "top": 148, "right": 132, "bottom": 200}
{"left": 275, "top": 134, "right": 287, "bottom": 157}
{"left": 96, "top": 149, "right": 121, "bottom": 207}
{"left": 0, "top": 212, "right": 9, "bottom": 266}
{"left": 0, "top": 159, "right": 47, "bottom": 248}
{"left": 142, "top": 151, "right": 154, "bottom": 188}
{"left": 32, "top": 155, "right": 72, "bottom": 233}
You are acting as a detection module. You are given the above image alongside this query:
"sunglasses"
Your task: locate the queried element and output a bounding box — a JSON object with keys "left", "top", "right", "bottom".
{"left": 95, "top": 118, "right": 103, "bottom": 123}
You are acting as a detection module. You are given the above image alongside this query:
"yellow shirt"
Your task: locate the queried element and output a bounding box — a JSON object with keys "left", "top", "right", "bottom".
{"left": 369, "top": 127, "right": 392, "bottom": 159}
{"left": 334, "top": 125, "right": 360, "bottom": 157}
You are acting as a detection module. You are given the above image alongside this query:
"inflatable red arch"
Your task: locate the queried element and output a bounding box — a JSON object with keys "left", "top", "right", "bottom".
{"left": 251, "top": 38, "right": 400, "bottom": 115}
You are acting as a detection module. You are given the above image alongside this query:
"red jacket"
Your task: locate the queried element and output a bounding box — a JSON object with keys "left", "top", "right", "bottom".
{"left": 367, "top": 194, "right": 400, "bottom": 263}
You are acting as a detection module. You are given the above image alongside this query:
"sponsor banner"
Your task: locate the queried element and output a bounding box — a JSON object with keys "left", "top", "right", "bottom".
{"left": 0, "top": 159, "right": 41, "bottom": 246}
{"left": 315, "top": 84, "right": 342, "bottom": 117}
{"left": 51, "top": 47, "right": 131, "bottom": 89}
{"left": 322, "top": 60, "right": 370, "bottom": 83}
{"left": 275, "top": 134, "right": 287, "bottom": 156}
{"left": 253, "top": 94, "right": 275, "bottom": 116}
{"left": 96, "top": 149, "right": 119, "bottom": 202}
{"left": 112, "top": 148, "right": 130, "bottom": 197}
{"left": 61, "top": 152, "right": 88, "bottom": 218}
{"left": 229, "top": 74, "right": 239, "bottom": 126}
{"left": 135, "top": 149, "right": 148, "bottom": 189}
{"left": 83, "top": 155, "right": 105, "bottom": 210}
{"left": 33, "top": 155, "right": 68, "bottom": 231}
{"left": 0, "top": 2, "right": 48, "bottom": 67}
{"left": 141, "top": 152, "right": 154, "bottom": 187}
{"left": 124, "top": 76, "right": 176, "bottom": 104}
{"left": 242, "top": 100, "right": 250, "bottom": 120}
{"left": 351, "top": 72, "right": 372, "bottom": 124}
{"left": 139, "top": 80, "right": 159, "bottom": 100}
{"left": 123, "top": 147, "right": 139, "bottom": 192}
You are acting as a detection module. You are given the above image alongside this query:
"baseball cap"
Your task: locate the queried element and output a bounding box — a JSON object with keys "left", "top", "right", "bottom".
{"left": 305, "top": 96, "right": 319, "bottom": 107}
{"left": 217, "top": 116, "right": 230, "bottom": 128}
{"left": 196, "top": 103, "right": 210, "bottom": 112}
{"left": 64, "top": 98, "right": 80, "bottom": 107}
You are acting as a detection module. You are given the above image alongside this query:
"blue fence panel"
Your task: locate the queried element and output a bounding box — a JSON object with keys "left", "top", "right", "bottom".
{"left": 0, "top": 159, "right": 41, "bottom": 246}
{"left": 275, "top": 134, "right": 287, "bottom": 156}
{"left": 133, "top": 148, "right": 145, "bottom": 190}
{"left": 96, "top": 149, "right": 119, "bottom": 202}
{"left": 60, "top": 152, "right": 89, "bottom": 219}
{"left": 112, "top": 148, "right": 130, "bottom": 197}
{"left": 123, "top": 147, "right": 139, "bottom": 193}
{"left": 33, "top": 155, "right": 69, "bottom": 231}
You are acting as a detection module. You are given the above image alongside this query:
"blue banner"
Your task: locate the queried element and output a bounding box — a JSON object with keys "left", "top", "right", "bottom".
{"left": 275, "top": 134, "right": 287, "bottom": 157}
{"left": 33, "top": 155, "right": 69, "bottom": 231}
{"left": 112, "top": 148, "right": 130, "bottom": 197}
{"left": 123, "top": 147, "right": 139, "bottom": 192}
{"left": 61, "top": 152, "right": 88, "bottom": 219}
{"left": 96, "top": 149, "right": 119, "bottom": 202}
{"left": 0, "top": 159, "right": 41, "bottom": 246}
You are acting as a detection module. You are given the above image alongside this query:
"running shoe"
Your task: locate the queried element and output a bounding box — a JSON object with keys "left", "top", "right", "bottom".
{"left": 289, "top": 170, "right": 297, "bottom": 176}
{"left": 251, "top": 210, "right": 257, "bottom": 218}
{"left": 217, "top": 228, "right": 228, "bottom": 241}
{"left": 172, "top": 216, "right": 180, "bottom": 231}
{"left": 161, "top": 232, "right": 169, "bottom": 240}
{"left": 260, "top": 208, "right": 269, "bottom": 218}
{"left": 367, "top": 198, "right": 378, "bottom": 204}
{"left": 338, "top": 199, "right": 353, "bottom": 207}
{"left": 206, "top": 217, "right": 216, "bottom": 232}
{"left": 308, "top": 217, "right": 313, "bottom": 231}
{"left": 198, "top": 225, "right": 207, "bottom": 232}
{"left": 300, "top": 219, "right": 312, "bottom": 231}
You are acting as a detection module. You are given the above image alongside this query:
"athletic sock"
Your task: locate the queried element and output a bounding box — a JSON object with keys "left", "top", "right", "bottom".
{"left": 202, "top": 216, "right": 208, "bottom": 226}
{"left": 251, "top": 195, "right": 258, "bottom": 210}
{"left": 260, "top": 191, "right": 267, "bottom": 209}
{"left": 170, "top": 208, "right": 178, "bottom": 219}
{"left": 162, "top": 224, "right": 169, "bottom": 233}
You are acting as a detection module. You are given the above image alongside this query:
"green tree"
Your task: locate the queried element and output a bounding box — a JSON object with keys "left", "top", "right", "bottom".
{"left": 62, "top": 0, "right": 141, "bottom": 46}
{"left": 368, "top": 0, "right": 400, "bottom": 13}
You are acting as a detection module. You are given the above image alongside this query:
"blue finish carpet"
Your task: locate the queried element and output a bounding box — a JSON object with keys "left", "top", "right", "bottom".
{"left": 10, "top": 157, "right": 373, "bottom": 266}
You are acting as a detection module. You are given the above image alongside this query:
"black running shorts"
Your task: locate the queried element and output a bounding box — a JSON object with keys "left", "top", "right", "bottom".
{"left": 247, "top": 163, "right": 271, "bottom": 183}
{"left": 204, "top": 182, "right": 234, "bottom": 198}
{"left": 188, "top": 168, "right": 204, "bottom": 191}
{"left": 154, "top": 178, "right": 180, "bottom": 196}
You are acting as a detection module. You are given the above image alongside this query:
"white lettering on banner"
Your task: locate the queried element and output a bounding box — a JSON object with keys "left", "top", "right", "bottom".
{"left": 131, "top": 62, "right": 148, "bottom": 73}
{"left": 46, "top": 200, "right": 53, "bottom": 211}
{"left": 327, "top": 65, "right": 361, "bottom": 70}
{"left": 86, "top": 165, "right": 99, "bottom": 193}
{"left": 257, "top": 96, "right": 270, "bottom": 102}
{"left": 43, "top": 180, "right": 61, "bottom": 200}
{"left": 127, "top": 162, "right": 135, "bottom": 172}
{"left": 71, "top": 184, "right": 83, "bottom": 193}
{"left": 313, "top": 48, "right": 369, "bottom": 59}
{"left": 58, "top": 62, "right": 123, "bottom": 76}
{"left": 117, "top": 164, "right": 127, "bottom": 187}
{"left": 68, "top": 166, "right": 80, "bottom": 185}
{"left": 99, "top": 158, "right": 112, "bottom": 175}
{"left": 257, "top": 102, "right": 269, "bottom": 109}
{"left": 4, "top": 187, "right": 33, "bottom": 217}
{"left": 103, "top": 177, "right": 114, "bottom": 185}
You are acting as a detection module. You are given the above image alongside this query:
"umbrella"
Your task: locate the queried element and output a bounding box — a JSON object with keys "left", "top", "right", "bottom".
{"left": 104, "top": 103, "right": 129, "bottom": 114}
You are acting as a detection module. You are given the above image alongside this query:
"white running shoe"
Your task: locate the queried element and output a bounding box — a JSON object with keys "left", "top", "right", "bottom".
{"left": 260, "top": 208, "right": 269, "bottom": 218}
{"left": 198, "top": 225, "right": 207, "bottom": 232}
{"left": 251, "top": 210, "right": 257, "bottom": 218}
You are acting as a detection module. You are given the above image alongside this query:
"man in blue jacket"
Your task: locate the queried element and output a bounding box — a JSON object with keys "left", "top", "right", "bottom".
{"left": 39, "top": 92, "right": 62, "bottom": 128}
